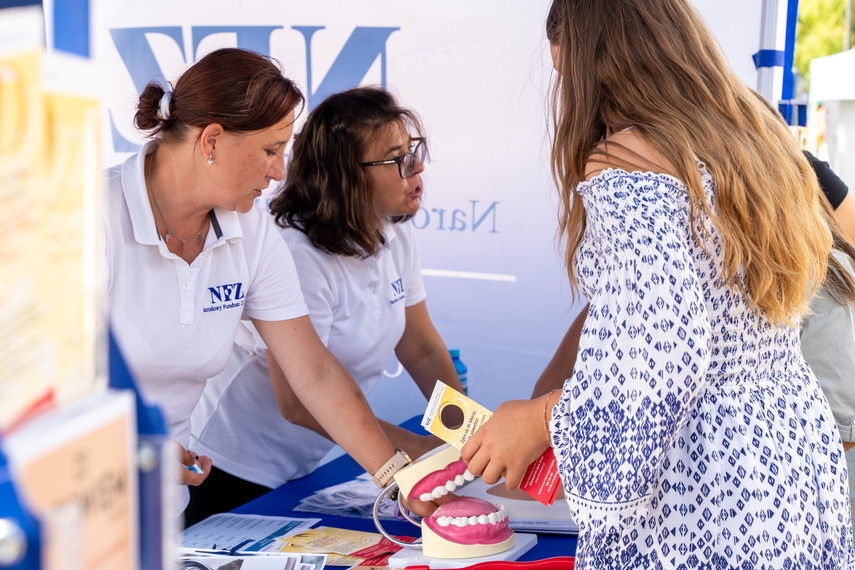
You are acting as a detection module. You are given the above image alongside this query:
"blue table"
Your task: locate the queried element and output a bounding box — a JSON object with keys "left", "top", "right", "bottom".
{"left": 232, "top": 417, "right": 578, "bottom": 563}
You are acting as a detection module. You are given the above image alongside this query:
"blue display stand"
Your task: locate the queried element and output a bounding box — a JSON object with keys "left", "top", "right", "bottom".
{"left": 0, "top": 442, "right": 40, "bottom": 569}
{"left": 109, "top": 329, "right": 171, "bottom": 570}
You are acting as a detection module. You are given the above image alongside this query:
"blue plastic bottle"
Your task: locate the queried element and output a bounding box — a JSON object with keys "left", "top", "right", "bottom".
{"left": 449, "top": 348, "right": 468, "bottom": 395}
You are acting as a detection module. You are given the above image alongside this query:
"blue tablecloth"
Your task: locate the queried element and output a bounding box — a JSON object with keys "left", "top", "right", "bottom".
{"left": 232, "top": 416, "right": 578, "bottom": 563}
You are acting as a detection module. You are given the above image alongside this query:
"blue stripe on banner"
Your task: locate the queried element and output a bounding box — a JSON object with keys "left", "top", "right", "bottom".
{"left": 752, "top": 49, "right": 785, "bottom": 69}
{"left": 0, "top": 0, "right": 42, "bottom": 7}
{"left": 53, "top": 0, "right": 89, "bottom": 57}
{"left": 782, "top": 0, "right": 800, "bottom": 100}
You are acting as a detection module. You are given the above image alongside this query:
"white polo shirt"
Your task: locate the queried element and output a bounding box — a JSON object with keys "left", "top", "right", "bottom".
{"left": 190, "top": 220, "right": 427, "bottom": 488}
{"left": 106, "top": 141, "right": 308, "bottom": 509}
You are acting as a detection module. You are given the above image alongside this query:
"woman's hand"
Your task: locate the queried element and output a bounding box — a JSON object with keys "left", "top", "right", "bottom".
{"left": 400, "top": 491, "right": 455, "bottom": 518}
{"left": 175, "top": 441, "right": 213, "bottom": 486}
{"left": 461, "top": 398, "right": 549, "bottom": 490}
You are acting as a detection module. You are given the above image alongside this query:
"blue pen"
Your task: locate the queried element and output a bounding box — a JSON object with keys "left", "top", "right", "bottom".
{"left": 186, "top": 462, "right": 203, "bottom": 474}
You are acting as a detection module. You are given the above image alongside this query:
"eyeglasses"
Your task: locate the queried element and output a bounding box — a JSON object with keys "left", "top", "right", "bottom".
{"left": 361, "top": 138, "right": 427, "bottom": 179}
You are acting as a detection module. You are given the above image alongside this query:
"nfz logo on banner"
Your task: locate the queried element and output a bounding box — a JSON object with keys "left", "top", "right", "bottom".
{"left": 204, "top": 282, "right": 246, "bottom": 313}
{"left": 109, "top": 25, "right": 399, "bottom": 152}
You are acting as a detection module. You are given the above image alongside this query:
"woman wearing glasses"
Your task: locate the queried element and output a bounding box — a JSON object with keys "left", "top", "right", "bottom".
{"left": 186, "top": 87, "right": 461, "bottom": 525}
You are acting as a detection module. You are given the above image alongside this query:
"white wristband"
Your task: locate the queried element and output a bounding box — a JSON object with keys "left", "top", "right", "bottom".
{"left": 372, "top": 449, "right": 412, "bottom": 488}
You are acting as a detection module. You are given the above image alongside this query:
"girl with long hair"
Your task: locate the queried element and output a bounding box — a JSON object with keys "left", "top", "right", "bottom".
{"left": 461, "top": 1, "right": 855, "bottom": 566}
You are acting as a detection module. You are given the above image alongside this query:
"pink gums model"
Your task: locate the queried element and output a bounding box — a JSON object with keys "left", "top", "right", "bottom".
{"left": 407, "top": 457, "right": 471, "bottom": 501}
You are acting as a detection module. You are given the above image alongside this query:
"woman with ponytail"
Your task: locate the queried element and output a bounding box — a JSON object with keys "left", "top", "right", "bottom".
{"left": 105, "top": 48, "right": 439, "bottom": 522}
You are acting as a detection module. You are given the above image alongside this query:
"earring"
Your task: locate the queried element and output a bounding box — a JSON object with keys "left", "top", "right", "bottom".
{"left": 207, "top": 154, "right": 213, "bottom": 165}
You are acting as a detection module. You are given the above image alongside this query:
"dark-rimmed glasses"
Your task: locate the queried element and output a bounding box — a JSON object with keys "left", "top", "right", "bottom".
{"left": 361, "top": 138, "right": 427, "bottom": 179}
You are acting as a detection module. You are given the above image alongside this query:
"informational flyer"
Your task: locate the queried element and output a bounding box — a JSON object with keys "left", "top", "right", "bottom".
{"left": 0, "top": 10, "right": 105, "bottom": 433}
{"left": 271, "top": 527, "right": 417, "bottom": 567}
{"left": 182, "top": 513, "right": 322, "bottom": 553}
{"left": 177, "top": 550, "right": 327, "bottom": 570}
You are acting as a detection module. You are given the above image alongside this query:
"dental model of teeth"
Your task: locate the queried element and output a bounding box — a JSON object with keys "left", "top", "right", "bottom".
{"left": 418, "top": 468, "right": 476, "bottom": 502}
{"left": 390, "top": 444, "right": 516, "bottom": 559}
{"left": 434, "top": 504, "right": 507, "bottom": 527}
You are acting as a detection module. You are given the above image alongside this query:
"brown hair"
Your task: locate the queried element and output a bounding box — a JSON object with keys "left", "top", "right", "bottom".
{"left": 270, "top": 87, "right": 424, "bottom": 258}
{"left": 546, "top": 0, "right": 832, "bottom": 324}
{"left": 819, "top": 198, "right": 855, "bottom": 305}
{"left": 134, "top": 48, "right": 303, "bottom": 144}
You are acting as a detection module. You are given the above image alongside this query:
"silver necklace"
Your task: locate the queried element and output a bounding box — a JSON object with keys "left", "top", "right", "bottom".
{"left": 147, "top": 153, "right": 207, "bottom": 244}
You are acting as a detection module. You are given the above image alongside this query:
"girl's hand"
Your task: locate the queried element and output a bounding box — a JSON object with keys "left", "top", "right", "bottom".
{"left": 461, "top": 398, "right": 549, "bottom": 490}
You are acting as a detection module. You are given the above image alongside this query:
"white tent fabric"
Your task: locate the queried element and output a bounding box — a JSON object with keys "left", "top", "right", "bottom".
{"left": 89, "top": 0, "right": 771, "bottom": 419}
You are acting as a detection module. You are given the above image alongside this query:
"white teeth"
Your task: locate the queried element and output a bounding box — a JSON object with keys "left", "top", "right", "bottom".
{"left": 421, "top": 470, "right": 477, "bottom": 500}
{"left": 434, "top": 508, "right": 506, "bottom": 528}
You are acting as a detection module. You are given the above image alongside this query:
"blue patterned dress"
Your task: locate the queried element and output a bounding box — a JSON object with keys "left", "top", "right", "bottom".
{"left": 550, "top": 166, "right": 855, "bottom": 569}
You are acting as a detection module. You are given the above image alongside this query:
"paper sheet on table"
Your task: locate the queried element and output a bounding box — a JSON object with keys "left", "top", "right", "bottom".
{"left": 293, "top": 473, "right": 399, "bottom": 520}
{"left": 271, "top": 526, "right": 417, "bottom": 567}
{"left": 177, "top": 549, "right": 327, "bottom": 570}
{"left": 182, "top": 513, "right": 322, "bottom": 552}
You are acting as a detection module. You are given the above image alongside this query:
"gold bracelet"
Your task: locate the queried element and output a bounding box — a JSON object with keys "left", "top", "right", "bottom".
{"left": 542, "top": 389, "right": 557, "bottom": 447}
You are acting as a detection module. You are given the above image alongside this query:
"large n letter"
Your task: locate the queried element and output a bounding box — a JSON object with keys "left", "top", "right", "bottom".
{"left": 293, "top": 26, "right": 400, "bottom": 111}
{"left": 108, "top": 26, "right": 281, "bottom": 152}
{"left": 109, "top": 27, "right": 184, "bottom": 152}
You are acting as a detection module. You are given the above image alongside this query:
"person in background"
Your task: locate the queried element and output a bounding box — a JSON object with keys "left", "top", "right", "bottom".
{"left": 186, "top": 87, "right": 460, "bottom": 526}
{"left": 799, "top": 154, "right": 855, "bottom": 543}
{"left": 460, "top": 0, "right": 854, "bottom": 566}
{"left": 106, "top": 49, "right": 437, "bottom": 522}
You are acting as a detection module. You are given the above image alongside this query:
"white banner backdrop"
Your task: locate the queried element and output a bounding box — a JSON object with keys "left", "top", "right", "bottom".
{"left": 89, "top": 0, "right": 765, "bottom": 423}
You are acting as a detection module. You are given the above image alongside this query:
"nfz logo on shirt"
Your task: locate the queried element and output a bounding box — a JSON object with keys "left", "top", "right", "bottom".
{"left": 204, "top": 282, "right": 245, "bottom": 313}
{"left": 390, "top": 278, "right": 405, "bottom": 305}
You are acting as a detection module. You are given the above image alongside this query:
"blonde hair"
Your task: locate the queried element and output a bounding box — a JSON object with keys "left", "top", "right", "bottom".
{"left": 546, "top": 0, "right": 831, "bottom": 324}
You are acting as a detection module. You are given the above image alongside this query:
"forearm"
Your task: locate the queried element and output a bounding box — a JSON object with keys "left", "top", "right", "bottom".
{"left": 531, "top": 303, "right": 588, "bottom": 398}
{"left": 397, "top": 301, "right": 462, "bottom": 397}
{"left": 266, "top": 347, "right": 438, "bottom": 456}
{"left": 844, "top": 441, "right": 855, "bottom": 453}
{"left": 255, "top": 316, "right": 396, "bottom": 476}
{"left": 404, "top": 344, "right": 462, "bottom": 396}
{"left": 379, "top": 420, "right": 444, "bottom": 459}
{"left": 833, "top": 191, "right": 855, "bottom": 246}
{"left": 265, "top": 350, "right": 332, "bottom": 439}
{"left": 285, "top": 406, "right": 332, "bottom": 441}
{"left": 294, "top": 357, "right": 395, "bottom": 474}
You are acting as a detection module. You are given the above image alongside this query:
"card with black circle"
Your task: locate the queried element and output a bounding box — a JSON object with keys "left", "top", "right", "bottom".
{"left": 421, "top": 381, "right": 493, "bottom": 449}
{"left": 420, "top": 381, "right": 561, "bottom": 506}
